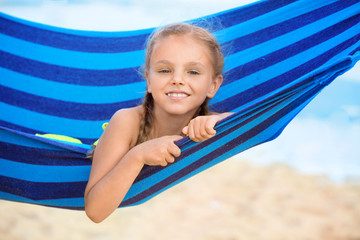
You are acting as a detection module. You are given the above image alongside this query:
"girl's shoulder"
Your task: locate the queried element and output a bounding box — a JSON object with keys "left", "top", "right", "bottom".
{"left": 111, "top": 106, "right": 143, "bottom": 122}
{"left": 108, "top": 106, "right": 143, "bottom": 147}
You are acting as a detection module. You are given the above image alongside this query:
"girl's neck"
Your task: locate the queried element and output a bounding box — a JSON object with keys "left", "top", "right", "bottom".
{"left": 150, "top": 107, "right": 195, "bottom": 138}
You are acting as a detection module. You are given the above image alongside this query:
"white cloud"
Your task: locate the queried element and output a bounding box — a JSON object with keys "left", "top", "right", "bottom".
{"left": 341, "top": 105, "right": 360, "bottom": 119}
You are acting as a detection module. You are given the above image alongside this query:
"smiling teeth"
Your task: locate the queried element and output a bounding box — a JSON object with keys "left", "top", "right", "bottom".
{"left": 167, "top": 93, "right": 187, "bottom": 97}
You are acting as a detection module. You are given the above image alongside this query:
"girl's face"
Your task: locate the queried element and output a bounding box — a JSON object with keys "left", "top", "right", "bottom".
{"left": 145, "top": 34, "right": 222, "bottom": 117}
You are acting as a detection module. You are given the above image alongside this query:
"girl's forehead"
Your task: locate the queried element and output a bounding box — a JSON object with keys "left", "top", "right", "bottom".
{"left": 157, "top": 34, "right": 202, "bottom": 47}
{"left": 151, "top": 34, "right": 213, "bottom": 61}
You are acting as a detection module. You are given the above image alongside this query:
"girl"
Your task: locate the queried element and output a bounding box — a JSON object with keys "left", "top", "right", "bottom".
{"left": 84, "top": 23, "right": 231, "bottom": 223}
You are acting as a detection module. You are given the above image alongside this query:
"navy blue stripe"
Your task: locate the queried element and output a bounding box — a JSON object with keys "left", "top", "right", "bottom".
{"left": 216, "top": 33, "right": 360, "bottom": 112}
{"left": 223, "top": 13, "right": 360, "bottom": 87}
{"left": 224, "top": 0, "right": 359, "bottom": 55}
{"left": 56, "top": 206, "right": 84, "bottom": 210}
{"left": 1, "top": 85, "right": 141, "bottom": 120}
{"left": 194, "top": 0, "right": 297, "bottom": 30}
{"left": 0, "top": 175, "right": 86, "bottom": 200}
{"left": 7, "top": 128, "right": 90, "bottom": 155}
{"left": 0, "top": 142, "right": 89, "bottom": 166}
{"left": 0, "top": 120, "right": 97, "bottom": 145}
{"left": 0, "top": 51, "right": 142, "bottom": 86}
{"left": 0, "top": 16, "right": 149, "bottom": 53}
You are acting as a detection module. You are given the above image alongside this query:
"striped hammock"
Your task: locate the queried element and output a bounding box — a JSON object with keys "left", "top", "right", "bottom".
{"left": 1, "top": 0, "right": 359, "bottom": 210}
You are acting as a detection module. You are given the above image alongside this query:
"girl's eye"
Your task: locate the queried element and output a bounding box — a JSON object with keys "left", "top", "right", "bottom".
{"left": 158, "top": 69, "right": 171, "bottom": 73}
{"left": 188, "top": 70, "right": 199, "bottom": 75}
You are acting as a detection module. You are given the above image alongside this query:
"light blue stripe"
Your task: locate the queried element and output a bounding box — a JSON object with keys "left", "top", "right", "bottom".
{"left": 0, "top": 102, "right": 105, "bottom": 139}
{"left": 0, "top": 127, "right": 83, "bottom": 151}
{"left": 0, "top": 191, "right": 85, "bottom": 208}
{"left": 0, "top": 34, "right": 145, "bottom": 70}
{"left": 0, "top": 12, "right": 153, "bottom": 37}
{"left": 0, "top": 158, "right": 90, "bottom": 182}
{"left": 214, "top": 23, "right": 360, "bottom": 105}
{"left": 1, "top": 68, "right": 146, "bottom": 104}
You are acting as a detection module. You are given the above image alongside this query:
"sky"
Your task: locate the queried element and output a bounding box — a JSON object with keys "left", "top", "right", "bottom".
{"left": 1, "top": 0, "right": 359, "bottom": 182}
{"left": 0, "top": 0, "right": 258, "bottom": 30}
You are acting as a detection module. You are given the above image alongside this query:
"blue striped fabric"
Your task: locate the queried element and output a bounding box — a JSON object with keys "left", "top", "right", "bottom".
{"left": 1, "top": 0, "right": 359, "bottom": 209}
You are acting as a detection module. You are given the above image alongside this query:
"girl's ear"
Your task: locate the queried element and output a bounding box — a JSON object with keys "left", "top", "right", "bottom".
{"left": 207, "top": 75, "right": 223, "bottom": 99}
{"left": 145, "top": 71, "right": 152, "bottom": 93}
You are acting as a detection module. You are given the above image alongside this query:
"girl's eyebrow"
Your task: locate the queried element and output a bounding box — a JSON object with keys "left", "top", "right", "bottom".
{"left": 153, "top": 60, "right": 171, "bottom": 65}
{"left": 153, "top": 60, "right": 206, "bottom": 69}
{"left": 186, "top": 61, "right": 205, "bottom": 68}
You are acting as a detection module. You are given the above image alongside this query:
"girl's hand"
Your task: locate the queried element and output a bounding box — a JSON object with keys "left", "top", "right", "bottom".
{"left": 133, "top": 135, "right": 182, "bottom": 167}
{"left": 182, "top": 113, "right": 232, "bottom": 142}
{"left": 182, "top": 115, "right": 222, "bottom": 142}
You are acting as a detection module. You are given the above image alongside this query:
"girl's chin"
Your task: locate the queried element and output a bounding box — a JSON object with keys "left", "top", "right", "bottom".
{"left": 164, "top": 107, "right": 198, "bottom": 116}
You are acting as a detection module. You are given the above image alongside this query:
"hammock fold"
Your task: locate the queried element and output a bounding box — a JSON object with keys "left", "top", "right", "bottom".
{"left": 1, "top": 0, "right": 360, "bottom": 210}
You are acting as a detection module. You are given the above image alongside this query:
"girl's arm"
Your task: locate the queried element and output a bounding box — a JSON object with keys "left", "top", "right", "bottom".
{"left": 182, "top": 112, "right": 233, "bottom": 142}
{"left": 84, "top": 109, "right": 181, "bottom": 223}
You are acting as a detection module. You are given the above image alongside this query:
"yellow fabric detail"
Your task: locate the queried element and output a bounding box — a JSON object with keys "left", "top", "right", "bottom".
{"left": 92, "top": 122, "right": 109, "bottom": 147}
{"left": 35, "top": 133, "right": 82, "bottom": 144}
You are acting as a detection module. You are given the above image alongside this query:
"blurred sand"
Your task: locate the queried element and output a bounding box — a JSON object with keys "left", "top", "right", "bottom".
{"left": 1, "top": 158, "right": 359, "bottom": 240}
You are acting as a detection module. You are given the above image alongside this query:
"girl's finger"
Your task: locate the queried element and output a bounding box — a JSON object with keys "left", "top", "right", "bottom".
{"left": 165, "top": 155, "right": 175, "bottom": 164}
{"left": 182, "top": 126, "right": 189, "bottom": 136}
{"left": 168, "top": 144, "right": 181, "bottom": 157}
{"left": 205, "top": 118, "right": 217, "bottom": 135}
{"left": 188, "top": 122, "right": 196, "bottom": 141}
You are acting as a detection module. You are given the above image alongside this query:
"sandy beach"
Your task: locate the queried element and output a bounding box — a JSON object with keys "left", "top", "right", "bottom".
{"left": 1, "top": 158, "right": 359, "bottom": 240}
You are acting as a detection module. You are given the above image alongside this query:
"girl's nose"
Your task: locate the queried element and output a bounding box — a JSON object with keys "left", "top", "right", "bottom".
{"left": 171, "top": 72, "right": 185, "bottom": 85}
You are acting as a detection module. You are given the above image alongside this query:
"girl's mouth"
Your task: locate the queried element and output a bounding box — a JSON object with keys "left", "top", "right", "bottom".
{"left": 166, "top": 91, "right": 190, "bottom": 100}
{"left": 167, "top": 93, "right": 188, "bottom": 97}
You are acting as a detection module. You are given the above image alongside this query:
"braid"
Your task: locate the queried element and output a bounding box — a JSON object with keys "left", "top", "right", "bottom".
{"left": 192, "top": 98, "right": 210, "bottom": 118}
{"left": 137, "top": 92, "right": 154, "bottom": 144}
{"left": 199, "top": 98, "right": 210, "bottom": 116}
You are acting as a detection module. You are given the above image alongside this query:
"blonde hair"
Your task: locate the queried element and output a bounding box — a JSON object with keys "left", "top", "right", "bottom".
{"left": 137, "top": 23, "right": 224, "bottom": 144}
